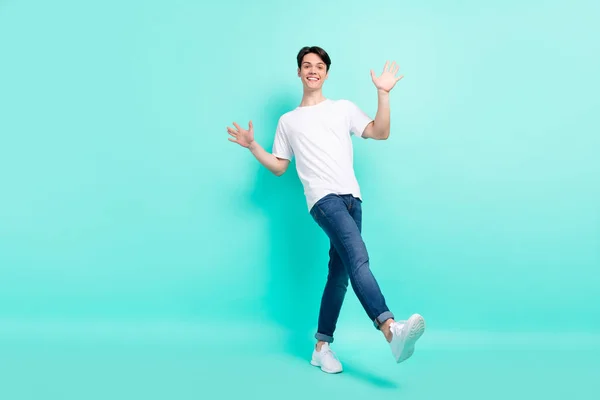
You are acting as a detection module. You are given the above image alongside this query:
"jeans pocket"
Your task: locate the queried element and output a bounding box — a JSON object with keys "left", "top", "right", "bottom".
{"left": 312, "top": 204, "right": 326, "bottom": 222}
{"left": 313, "top": 194, "right": 339, "bottom": 218}
{"left": 309, "top": 205, "right": 318, "bottom": 221}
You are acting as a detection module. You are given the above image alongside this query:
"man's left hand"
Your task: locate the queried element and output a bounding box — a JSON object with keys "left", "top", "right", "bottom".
{"left": 370, "top": 61, "right": 404, "bottom": 93}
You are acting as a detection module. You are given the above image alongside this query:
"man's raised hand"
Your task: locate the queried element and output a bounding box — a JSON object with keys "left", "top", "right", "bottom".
{"left": 370, "top": 61, "right": 404, "bottom": 93}
{"left": 227, "top": 121, "right": 255, "bottom": 148}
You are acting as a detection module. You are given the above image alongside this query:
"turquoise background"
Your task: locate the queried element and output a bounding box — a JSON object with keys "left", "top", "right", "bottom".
{"left": 1, "top": 0, "right": 599, "bottom": 399}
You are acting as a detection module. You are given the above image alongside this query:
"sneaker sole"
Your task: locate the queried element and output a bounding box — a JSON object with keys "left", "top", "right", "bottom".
{"left": 396, "top": 313, "right": 426, "bottom": 363}
{"left": 310, "top": 359, "right": 342, "bottom": 374}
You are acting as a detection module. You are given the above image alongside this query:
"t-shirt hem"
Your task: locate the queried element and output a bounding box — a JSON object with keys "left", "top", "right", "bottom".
{"left": 272, "top": 152, "right": 292, "bottom": 161}
{"left": 306, "top": 190, "right": 363, "bottom": 212}
{"left": 356, "top": 118, "right": 374, "bottom": 138}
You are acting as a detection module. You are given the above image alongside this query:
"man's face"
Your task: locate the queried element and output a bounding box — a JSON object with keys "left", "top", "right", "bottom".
{"left": 298, "top": 53, "right": 328, "bottom": 90}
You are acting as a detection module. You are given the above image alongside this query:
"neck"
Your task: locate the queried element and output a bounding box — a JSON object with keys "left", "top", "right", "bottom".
{"left": 299, "top": 89, "right": 326, "bottom": 107}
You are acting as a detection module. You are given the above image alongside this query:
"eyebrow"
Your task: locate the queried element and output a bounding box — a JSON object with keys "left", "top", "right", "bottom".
{"left": 302, "top": 62, "right": 325, "bottom": 66}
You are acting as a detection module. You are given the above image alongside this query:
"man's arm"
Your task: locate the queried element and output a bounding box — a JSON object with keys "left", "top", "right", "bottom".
{"left": 227, "top": 120, "right": 290, "bottom": 176}
{"left": 362, "top": 60, "right": 404, "bottom": 140}
{"left": 248, "top": 140, "right": 290, "bottom": 176}
{"left": 362, "top": 90, "right": 391, "bottom": 140}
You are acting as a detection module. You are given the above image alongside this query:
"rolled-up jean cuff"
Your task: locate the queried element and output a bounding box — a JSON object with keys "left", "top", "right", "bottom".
{"left": 373, "top": 311, "right": 394, "bottom": 329}
{"left": 315, "top": 332, "right": 334, "bottom": 343}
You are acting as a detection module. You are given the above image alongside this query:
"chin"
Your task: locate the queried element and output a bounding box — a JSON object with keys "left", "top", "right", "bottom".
{"left": 304, "top": 81, "right": 323, "bottom": 88}
{"left": 304, "top": 85, "right": 323, "bottom": 91}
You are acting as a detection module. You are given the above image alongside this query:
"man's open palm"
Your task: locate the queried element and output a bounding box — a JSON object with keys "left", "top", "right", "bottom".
{"left": 371, "top": 61, "right": 404, "bottom": 93}
{"left": 227, "top": 121, "right": 254, "bottom": 148}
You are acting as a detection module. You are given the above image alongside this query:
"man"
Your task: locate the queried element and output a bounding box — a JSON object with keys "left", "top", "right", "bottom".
{"left": 227, "top": 46, "right": 425, "bottom": 374}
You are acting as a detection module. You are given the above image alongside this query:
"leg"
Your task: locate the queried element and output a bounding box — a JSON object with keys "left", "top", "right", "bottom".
{"left": 348, "top": 195, "right": 426, "bottom": 363}
{"left": 310, "top": 194, "right": 426, "bottom": 365}
{"left": 315, "top": 240, "right": 348, "bottom": 345}
{"left": 310, "top": 194, "right": 393, "bottom": 328}
{"left": 347, "top": 196, "right": 396, "bottom": 338}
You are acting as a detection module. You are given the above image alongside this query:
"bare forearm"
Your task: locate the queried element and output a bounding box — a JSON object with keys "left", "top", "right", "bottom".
{"left": 373, "top": 90, "right": 391, "bottom": 139}
{"left": 248, "top": 141, "right": 287, "bottom": 176}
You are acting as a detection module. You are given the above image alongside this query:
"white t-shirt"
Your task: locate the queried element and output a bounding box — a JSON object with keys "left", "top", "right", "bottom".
{"left": 271, "top": 98, "right": 373, "bottom": 212}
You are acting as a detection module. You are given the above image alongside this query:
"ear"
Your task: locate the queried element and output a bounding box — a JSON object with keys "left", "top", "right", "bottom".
{"left": 297, "top": 68, "right": 301, "bottom": 77}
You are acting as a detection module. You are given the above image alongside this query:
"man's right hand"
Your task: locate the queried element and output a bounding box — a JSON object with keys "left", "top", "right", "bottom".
{"left": 227, "top": 121, "right": 255, "bottom": 148}
{"left": 226, "top": 120, "right": 289, "bottom": 176}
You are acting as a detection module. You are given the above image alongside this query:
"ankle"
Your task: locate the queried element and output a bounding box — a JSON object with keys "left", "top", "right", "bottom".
{"left": 380, "top": 318, "right": 395, "bottom": 342}
{"left": 316, "top": 341, "right": 328, "bottom": 351}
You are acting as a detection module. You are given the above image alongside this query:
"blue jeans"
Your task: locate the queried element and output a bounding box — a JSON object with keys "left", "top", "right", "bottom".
{"left": 309, "top": 193, "right": 394, "bottom": 343}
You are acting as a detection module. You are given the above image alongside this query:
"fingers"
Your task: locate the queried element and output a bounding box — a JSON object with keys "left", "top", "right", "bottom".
{"left": 227, "top": 122, "right": 238, "bottom": 133}
{"left": 381, "top": 60, "right": 401, "bottom": 76}
{"left": 227, "top": 120, "right": 253, "bottom": 141}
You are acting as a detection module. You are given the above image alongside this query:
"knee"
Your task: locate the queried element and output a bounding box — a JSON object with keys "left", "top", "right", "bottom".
{"left": 328, "top": 270, "right": 349, "bottom": 289}
{"left": 337, "top": 278, "right": 349, "bottom": 292}
{"left": 339, "top": 275, "right": 349, "bottom": 289}
{"left": 350, "top": 255, "right": 370, "bottom": 274}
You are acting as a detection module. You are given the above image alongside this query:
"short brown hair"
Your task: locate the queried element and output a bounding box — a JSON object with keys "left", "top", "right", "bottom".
{"left": 296, "top": 46, "right": 331, "bottom": 71}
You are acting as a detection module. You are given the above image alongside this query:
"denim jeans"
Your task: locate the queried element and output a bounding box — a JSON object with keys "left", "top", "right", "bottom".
{"left": 309, "top": 193, "right": 394, "bottom": 343}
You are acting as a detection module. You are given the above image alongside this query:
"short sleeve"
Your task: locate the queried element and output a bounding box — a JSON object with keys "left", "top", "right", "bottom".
{"left": 345, "top": 100, "right": 373, "bottom": 137}
{"left": 272, "top": 118, "right": 293, "bottom": 160}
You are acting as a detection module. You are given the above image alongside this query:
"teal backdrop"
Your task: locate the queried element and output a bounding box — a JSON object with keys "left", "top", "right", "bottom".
{"left": 1, "top": 0, "right": 599, "bottom": 330}
{"left": 0, "top": 1, "right": 599, "bottom": 397}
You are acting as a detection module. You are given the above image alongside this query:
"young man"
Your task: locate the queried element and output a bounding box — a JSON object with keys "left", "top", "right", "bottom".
{"left": 227, "top": 46, "right": 425, "bottom": 374}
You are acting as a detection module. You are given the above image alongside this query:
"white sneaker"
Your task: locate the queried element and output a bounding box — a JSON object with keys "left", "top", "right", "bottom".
{"left": 389, "top": 313, "right": 426, "bottom": 363}
{"left": 310, "top": 343, "right": 343, "bottom": 374}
